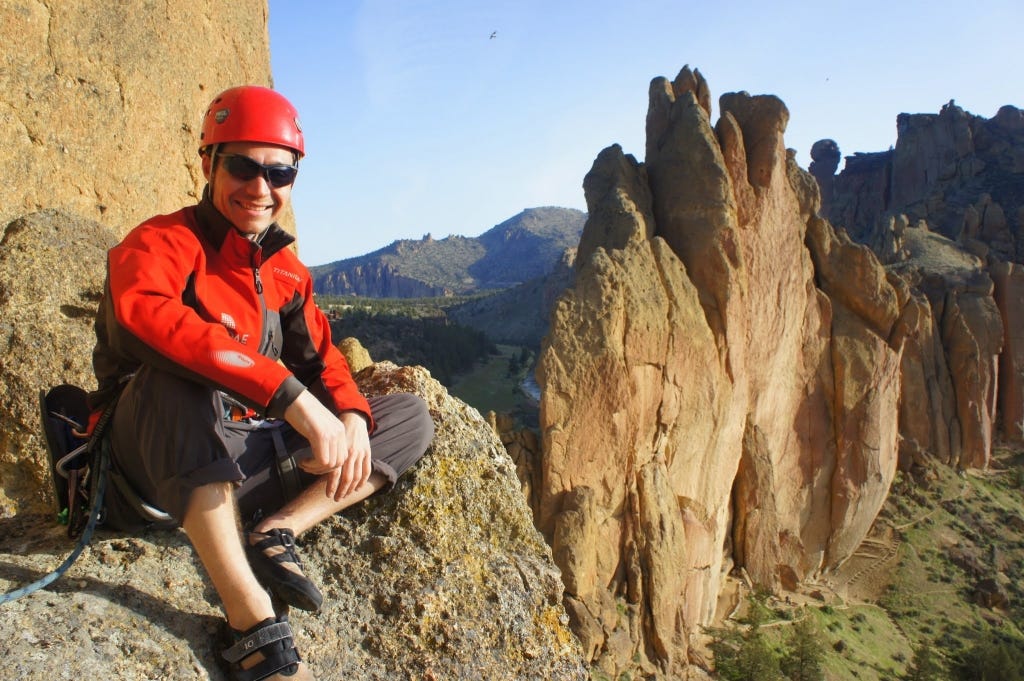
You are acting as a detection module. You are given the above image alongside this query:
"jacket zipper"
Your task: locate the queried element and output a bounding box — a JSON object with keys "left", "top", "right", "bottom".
{"left": 253, "top": 263, "right": 264, "bottom": 294}
{"left": 251, "top": 250, "right": 275, "bottom": 356}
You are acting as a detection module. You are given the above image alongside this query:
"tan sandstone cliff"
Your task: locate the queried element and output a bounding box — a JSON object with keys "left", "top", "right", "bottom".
{"left": 2, "top": 1, "right": 281, "bottom": 240}
{"left": 535, "top": 67, "right": 914, "bottom": 678}
{"left": 814, "top": 102, "right": 1023, "bottom": 462}
{"left": 1, "top": 0, "right": 279, "bottom": 515}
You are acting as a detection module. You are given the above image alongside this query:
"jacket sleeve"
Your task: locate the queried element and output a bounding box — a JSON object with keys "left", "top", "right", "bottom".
{"left": 105, "top": 220, "right": 294, "bottom": 413}
{"left": 275, "top": 258, "right": 375, "bottom": 431}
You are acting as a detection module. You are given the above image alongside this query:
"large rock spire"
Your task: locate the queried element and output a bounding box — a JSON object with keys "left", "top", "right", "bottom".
{"left": 537, "top": 66, "right": 908, "bottom": 677}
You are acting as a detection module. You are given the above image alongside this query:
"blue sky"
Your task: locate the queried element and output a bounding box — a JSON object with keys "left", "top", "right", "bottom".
{"left": 268, "top": 0, "right": 1022, "bottom": 266}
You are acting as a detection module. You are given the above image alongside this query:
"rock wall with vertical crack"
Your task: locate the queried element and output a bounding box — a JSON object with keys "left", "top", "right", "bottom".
{"left": 536, "top": 67, "right": 910, "bottom": 678}
{"left": 814, "top": 101, "right": 1022, "bottom": 457}
{"left": 2, "top": 1, "right": 281, "bottom": 239}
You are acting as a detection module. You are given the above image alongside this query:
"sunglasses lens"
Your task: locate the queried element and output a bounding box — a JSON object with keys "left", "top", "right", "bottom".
{"left": 266, "top": 166, "right": 298, "bottom": 188}
{"left": 224, "top": 155, "right": 261, "bottom": 181}
{"left": 222, "top": 155, "right": 297, "bottom": 188}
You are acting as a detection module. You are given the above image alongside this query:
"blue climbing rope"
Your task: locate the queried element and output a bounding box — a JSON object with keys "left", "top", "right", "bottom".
{"left": 0, "top": 444, "right": 107, "bottom": 605}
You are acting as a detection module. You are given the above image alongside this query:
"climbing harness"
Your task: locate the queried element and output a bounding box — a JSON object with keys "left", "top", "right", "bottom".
{"left": 0, "top": 385, "right": 116, "bottom": 605}
{"left": 0, "top": 442, "right": 108, "bottom": 605}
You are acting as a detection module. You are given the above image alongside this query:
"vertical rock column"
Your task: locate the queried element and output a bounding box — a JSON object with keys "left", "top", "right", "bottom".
{"left": 992, "top": 262, "right": 1024, "bottom": 441}
{"left": 537, "top": 65, "right": 909, "bottom": 677}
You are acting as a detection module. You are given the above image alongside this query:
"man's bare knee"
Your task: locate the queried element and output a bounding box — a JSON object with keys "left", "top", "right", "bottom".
{"left": 183, "top": 482, "right": 238, "bottom": 528}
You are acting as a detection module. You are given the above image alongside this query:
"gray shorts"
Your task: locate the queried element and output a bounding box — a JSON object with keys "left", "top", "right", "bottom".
{"left": 104, "top": 366, "right": 433, "bottom": 531}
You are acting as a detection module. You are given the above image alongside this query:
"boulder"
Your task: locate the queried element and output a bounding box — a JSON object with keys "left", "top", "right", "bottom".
{"left": 337, "top": 336, "right": 374, "bottom": 373}
{"left": 0, "top": 362, "right": 586, "bottom": 680}
{"left": 973, "top": 577, "right": 1011, "bottom": 610}
{"left": 0, "top": 211, "right": 119, "bottom": 516}
{"left": 808, "top": 139, "right": 840, "bottom": 211}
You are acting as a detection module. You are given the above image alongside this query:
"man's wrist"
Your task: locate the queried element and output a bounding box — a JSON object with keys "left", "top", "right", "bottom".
{"left": 339, "top": 409, "right": 370, "bottom": 428}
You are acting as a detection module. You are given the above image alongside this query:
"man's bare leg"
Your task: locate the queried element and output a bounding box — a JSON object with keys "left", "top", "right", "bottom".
{"left": 184, "top": 482, "right": 315, "bottom": 679}
{"left": 253, "top": 471, "right": 387, "bottom": 536}
{"left": 182, "top": 482, "right": 275, "bottom": 631}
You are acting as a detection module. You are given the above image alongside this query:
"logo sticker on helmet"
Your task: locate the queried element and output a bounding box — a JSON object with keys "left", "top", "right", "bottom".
{"left": 215, "top": 108, "right": 230, "bottom": 124}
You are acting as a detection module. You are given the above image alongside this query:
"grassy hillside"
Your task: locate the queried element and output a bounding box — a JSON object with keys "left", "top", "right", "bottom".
{"left": 447, "top": 259, "right": 574, "bottom": 347}
{"left": 704, "top": 444, "right": 1024, "bottom": 680}
{"left": 447, "top": 343, "right": 538, "bottom": 427}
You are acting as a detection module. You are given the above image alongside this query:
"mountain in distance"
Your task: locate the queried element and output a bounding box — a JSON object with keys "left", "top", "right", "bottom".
{"left": 309, "top": 207, "right": 586, "bottom": 297}
{"left": 447, "top": 248, "right": 577, "bottom": 348}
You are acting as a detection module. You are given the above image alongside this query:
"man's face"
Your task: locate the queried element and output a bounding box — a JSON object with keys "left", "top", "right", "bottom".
{"left": 202, "top": 141, "right": 296, "bottom": 239}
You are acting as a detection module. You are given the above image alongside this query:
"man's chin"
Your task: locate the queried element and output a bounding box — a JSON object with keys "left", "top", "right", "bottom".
{"left": 233, "top": 220, "right": 273, "bottom": 239}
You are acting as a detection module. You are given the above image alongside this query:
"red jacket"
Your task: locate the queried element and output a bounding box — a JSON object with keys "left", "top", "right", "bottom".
{"left": 90, "top": 195, "right": 372, "bottom": 428}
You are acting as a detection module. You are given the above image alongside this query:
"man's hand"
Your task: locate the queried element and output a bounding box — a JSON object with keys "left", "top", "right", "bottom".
{"left": 335, "top": 410, "right": 371, "bottom": 499}
{"left": 283, "top": 390, "right": 372, "bottom": 501}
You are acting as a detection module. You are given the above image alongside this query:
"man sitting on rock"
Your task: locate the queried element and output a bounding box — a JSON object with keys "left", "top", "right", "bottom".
{"left": 88, "top": 85, "right": 434, "bottom": 681}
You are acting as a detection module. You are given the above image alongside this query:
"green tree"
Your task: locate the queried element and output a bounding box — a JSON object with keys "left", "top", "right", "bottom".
{"left": 952, "top": 633, "right": 1024, "bottom": 681}
{"left": 706, "top": 624, "right": 745, "bottom": 681}
{"left": 904, "top": 642, "right": 947, "bottom": 681}
{"left": 329, "top": 308, "right": 496, "bottom": 385}
{"left": 780, "top": 618, "right": 825, "bottom": 681}
{"left": 736, "top": 631, "right": 784, "bottom": 681}
{"left": 705, "top": 592, "right": 784, "bottom": 681}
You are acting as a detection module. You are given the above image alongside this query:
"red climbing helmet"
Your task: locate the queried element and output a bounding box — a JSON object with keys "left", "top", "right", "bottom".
{"left": 199, "top": 85, "right": 305, "bottom": 157}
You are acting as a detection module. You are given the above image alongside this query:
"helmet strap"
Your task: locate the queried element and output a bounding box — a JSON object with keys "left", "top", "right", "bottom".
{"left": 206, "top": 143, "right": 221, "bottom": 196}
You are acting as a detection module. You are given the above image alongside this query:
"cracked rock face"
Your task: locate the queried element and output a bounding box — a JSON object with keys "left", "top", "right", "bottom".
{"left": 536, "top": 66, "right": 905, "bottom": 677}
{"left": 2, "top": 1, "right": 286, "bottom": 240}
{"left": 812, "top": 101, "right": 1021, "bottom": 463}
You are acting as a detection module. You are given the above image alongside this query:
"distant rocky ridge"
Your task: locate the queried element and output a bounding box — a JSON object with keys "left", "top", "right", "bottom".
{"left": 815, "top": 102, "right": 1023, "bottom": 263}
{"left": 812, "top": 101, "right": 1024, "bottom": 447}
{"left": 309, "top": 206, "right": 585, "bottom": 297}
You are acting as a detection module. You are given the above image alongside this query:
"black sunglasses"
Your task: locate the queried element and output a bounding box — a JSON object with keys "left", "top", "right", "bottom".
{"left": 219, "top": 154, "right": 298, "bottom": 188}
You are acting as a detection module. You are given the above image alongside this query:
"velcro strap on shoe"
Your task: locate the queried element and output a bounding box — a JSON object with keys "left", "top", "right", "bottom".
{"left": 222, "top": 621, "right": 293, "bottom": 664}
{"left": 232, "top": 647, "right": 301, "bottom": 681}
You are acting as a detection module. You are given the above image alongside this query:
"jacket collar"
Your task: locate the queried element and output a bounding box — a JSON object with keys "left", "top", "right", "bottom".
{"left": 195, "top": 187, "right": 296, "bottom": 261}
